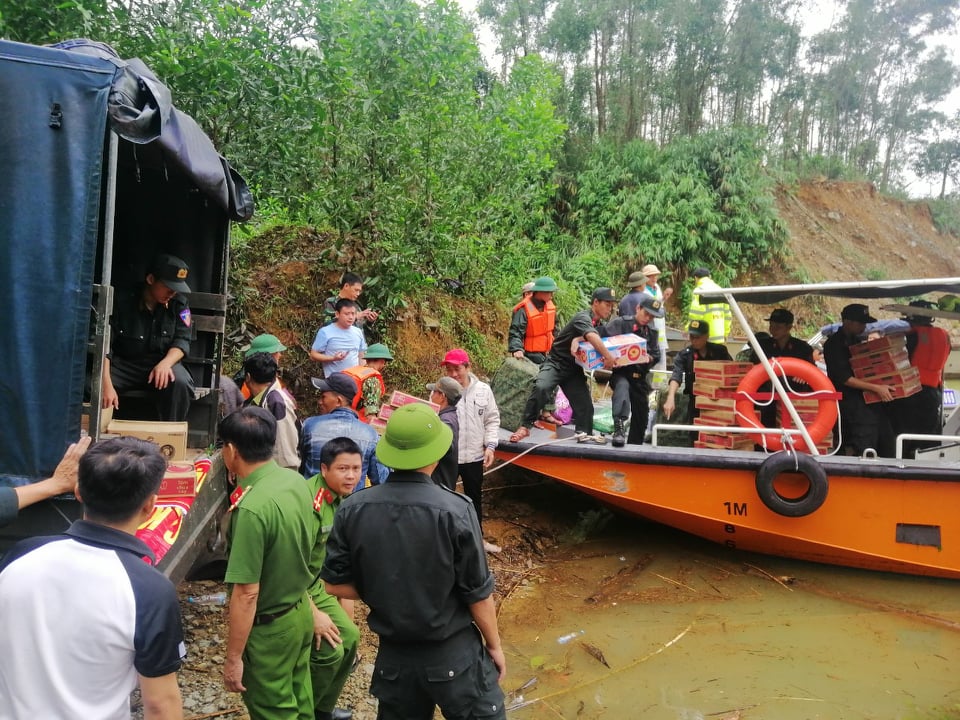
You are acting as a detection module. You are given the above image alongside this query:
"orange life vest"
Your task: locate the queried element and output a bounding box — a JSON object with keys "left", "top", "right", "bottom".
{"left": 511, "top": 298, "right": 556, "bottom": 353}
{"left": 911, "top": 325, "right": 951, "bottom": 387}
{"left": 341, "top": 365, "right": 385, "bottom": 422}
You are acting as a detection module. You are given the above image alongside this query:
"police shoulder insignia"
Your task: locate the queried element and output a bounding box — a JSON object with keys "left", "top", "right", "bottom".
{"left": 228, "top": 484, "right": 249, "bottom": 511}
{"left": 179, "top": 307, "right": 192, "bottom": 328}
{"left": 313, "top": 487, "right": 335, "bottom": 512}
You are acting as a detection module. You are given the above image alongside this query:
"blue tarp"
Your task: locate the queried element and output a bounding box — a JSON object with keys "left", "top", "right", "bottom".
{"left": 0, "top": 39, "right": 251, "bottom": 484}
{"left": 0, "top": 42, "right": 114, "bottom": 484}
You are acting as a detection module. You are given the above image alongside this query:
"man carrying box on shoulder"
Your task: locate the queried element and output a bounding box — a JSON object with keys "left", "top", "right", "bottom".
{"left": 510, "top": 288, "right": 618, "bottom": 444}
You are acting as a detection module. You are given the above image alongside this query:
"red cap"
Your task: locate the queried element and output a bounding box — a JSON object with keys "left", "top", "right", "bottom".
{"left": 441, "top": 348, "right": 470, "bottom": 366}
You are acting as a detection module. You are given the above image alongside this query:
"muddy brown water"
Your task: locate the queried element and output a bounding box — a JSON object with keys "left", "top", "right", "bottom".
{"left": 490, "top": 479, "right": 960, "bottom": 720}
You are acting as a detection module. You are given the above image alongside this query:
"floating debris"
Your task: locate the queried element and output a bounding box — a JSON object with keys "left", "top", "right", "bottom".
{"left": 579, "top": 641, "right": 611, "bottom": 668}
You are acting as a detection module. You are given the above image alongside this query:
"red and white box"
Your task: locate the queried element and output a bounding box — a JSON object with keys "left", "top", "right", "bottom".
{"left": 386, "top": 391, "right": 440, "bottom": 412}
{"left": 575, "top": 334, "right": 648, "bottom": 372}
{"left": 158, "top": 462, "right": 197, "bottom": 498}
{"left": 849, "top": 335, "right": 907, "bottom": 357}
{"left": 850, "top": 349, "right": 910, "bottom": 374}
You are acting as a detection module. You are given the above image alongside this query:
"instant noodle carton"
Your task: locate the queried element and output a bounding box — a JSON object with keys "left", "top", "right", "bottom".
{"left": 157, "top": 462, "right": 198, "bottom": 498}
{"left": 575, "top": 334, "right": 648, "bottom": 372}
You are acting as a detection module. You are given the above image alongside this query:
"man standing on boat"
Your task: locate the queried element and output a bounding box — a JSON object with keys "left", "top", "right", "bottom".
{"left": 601, "top": 294, "right": 662, "bottom": 446}
{"left": 823, "top": 304, "right": 895, "bottom": 456}
{"left": 621, "top": 266, "right": 673, "bottom": 372}
{"left": 510, "top": 288, "right": 618, "bottom": 444}
{"left": 688, "top": 268, "right": 731, "bottom": 344}
{"left": 890, "top": 301, "right": 950, "bottom": 457}
{"left": 663, "top": 320, "right": 732, "bottom": 439}
{"left": 749, "top": 308, "right": 816, "bottom": 429}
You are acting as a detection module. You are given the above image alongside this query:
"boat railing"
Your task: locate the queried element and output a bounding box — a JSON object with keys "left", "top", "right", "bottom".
{"left": 650, "top": 423, "right": 805, "bottom": 448}
{"left": 895, "top": 434, "right": 960, "bottom": 461}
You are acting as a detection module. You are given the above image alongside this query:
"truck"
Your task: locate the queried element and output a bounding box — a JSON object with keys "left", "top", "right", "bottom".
{"left": 0, "top": 38, "right": 253, "bottom": 583}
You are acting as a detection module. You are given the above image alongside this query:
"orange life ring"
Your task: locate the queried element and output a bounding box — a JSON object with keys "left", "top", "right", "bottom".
{"left": 735, "top": 357, "right": 838, "bottom": 453}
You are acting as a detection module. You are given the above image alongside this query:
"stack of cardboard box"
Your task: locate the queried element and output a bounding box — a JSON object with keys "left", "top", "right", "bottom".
{"left": 849, "top": 336, "right": 920, "bottom": 404}
{"left": 692, "top": 361, "right": 755, "bottom": 450}
{"left": 777, "top": 398, "right": 833, "bottom": 452}
{"left": 370, "top": 390, "right": 440, "bottom": 433}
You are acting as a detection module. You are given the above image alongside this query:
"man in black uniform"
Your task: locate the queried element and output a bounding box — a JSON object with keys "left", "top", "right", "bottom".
{"left": 509, "top": 288, "right": 619, "bottom": 443}
{"left": 321, "top": 403, "right": 506, "bottom": 720}
{"left": 749, "top": 308, "right": 816, "bottom": 428}
{"left": 601, "top": 293, "right": 662, "bottom": 447}
{"left": 102, "top": 254, "right": 195, "bottom": 421}
{"left": 823, "top": 303, "right": 895, "bottom": 456}
{"left": 663, "top": 320, "right": 732, "bottom": 437}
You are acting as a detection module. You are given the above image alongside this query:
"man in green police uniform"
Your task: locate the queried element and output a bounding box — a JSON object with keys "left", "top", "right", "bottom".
{"left": 101, "top": 253, "right": 195, "bottom": 421}
{"left": 220, "top": 407, "right": 315, "bottom": 720}
{"left": 306, "top": 437, "right": 362, "bottom": 720}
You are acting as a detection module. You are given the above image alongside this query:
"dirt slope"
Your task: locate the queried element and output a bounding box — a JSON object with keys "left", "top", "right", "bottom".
{"left": 731, "top": 180, "right": 960, "bottom": 339}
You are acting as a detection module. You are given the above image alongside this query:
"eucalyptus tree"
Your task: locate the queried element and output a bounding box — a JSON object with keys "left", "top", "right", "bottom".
{"left": 803, "top": 0, "right": 959, "bottom": 188}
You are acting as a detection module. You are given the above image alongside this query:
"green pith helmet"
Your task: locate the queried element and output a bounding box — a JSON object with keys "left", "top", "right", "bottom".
{"left": 245, "top": 334, "right": 287, "bottom": 358}
{"left": 531, "top": 276, "right": 558, "bottom": 292}
{"left": 365, "top": 343, "right": 394, "bottom": 361}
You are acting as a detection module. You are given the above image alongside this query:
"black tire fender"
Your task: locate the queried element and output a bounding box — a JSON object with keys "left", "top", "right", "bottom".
{"left": 755, "top": 451, "right": 829, "bottom": 517}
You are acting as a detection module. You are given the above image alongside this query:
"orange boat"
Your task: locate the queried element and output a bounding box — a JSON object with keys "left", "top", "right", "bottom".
{"left": 495, "top": 278, "right": 960, "bottom": 579}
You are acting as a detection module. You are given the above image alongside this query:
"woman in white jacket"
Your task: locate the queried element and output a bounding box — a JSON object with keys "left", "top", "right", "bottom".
{"left": 441, "top": 348, "right": 502, "bottom": 553}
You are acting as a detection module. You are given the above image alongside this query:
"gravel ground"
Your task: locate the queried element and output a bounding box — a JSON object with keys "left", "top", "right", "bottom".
{"left": 132, "top": 580, "right": 381, "bottom": 720}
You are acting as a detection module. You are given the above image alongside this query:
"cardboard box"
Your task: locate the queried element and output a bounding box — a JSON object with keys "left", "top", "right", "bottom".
{"left": 575, "top": 334, "right": 648, "bottom": 372}
{"left": 694, "top": 361, "right": 754, "bottom": 382}
{"left": 158, "top": 462, "right": 197, "bottom": 498}
{"left": 863, "top": 377, "right": 921, "bottom": 404}
{"left": 849, "top": 335, "right": 907, "bottom": 357}
{"left": 696, "top": 433, "right": 756, "bottom": 450}
{"left": 850, "top": 349, "right": 910, "bottom": 373}
{"left": 106, "top": 420, "right": 188, "bottom": 461}
{"left": 386, "top": 391, "right": 440, "bottom": 412}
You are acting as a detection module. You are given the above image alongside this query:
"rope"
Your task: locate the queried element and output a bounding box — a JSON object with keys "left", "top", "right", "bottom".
{"left": 484, "top": 433, "right": 587, "bottom": 476}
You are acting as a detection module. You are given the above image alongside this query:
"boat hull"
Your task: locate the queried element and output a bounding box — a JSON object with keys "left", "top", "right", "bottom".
{"left": 496, "top": 430, "right": 960, "bottom": 579}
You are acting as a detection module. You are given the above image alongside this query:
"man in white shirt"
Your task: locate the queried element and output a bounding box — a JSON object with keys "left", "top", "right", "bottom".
{"left": 0, "top": 437, "right": 185, "bottom": 720}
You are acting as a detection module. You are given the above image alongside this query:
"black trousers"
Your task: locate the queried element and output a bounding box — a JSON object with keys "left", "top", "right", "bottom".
{"left": 458, "top": 461, "right": 484, "bottom": 530}
{"left": 110, "top": 355, "right": 194, "bottom": 422}
{"left": 610, "top": 370, "right": 651, "bottom": 444}
{"left": 373, "top": 627, "right": 505, "bottom": 720}
{"left": 521, "top": 360, "right": 593, "bottom": 434}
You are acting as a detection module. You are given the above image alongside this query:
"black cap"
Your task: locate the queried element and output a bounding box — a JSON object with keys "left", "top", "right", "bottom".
{"left": 149, "top": 254, "right": 191, "bottom": 293}
{"left": 310, "top": 372, "right": 358, "bottom": 402}
{"left": 638, "top": 294, "right": 665, "bottom": 318}
{"left": 688, "top": 319, "right": 709, "bottom": 336}
{"left": 592, "top": 287, "right": 616, "bottom": 302}
{"left": 840, "top": 303, "right": 876, "bottom": 324}
{"left": 692, "top": 267, "right": 711, "bottom": 278}
{"left": 766, "top": 308, "right": 794, "bottom": 324}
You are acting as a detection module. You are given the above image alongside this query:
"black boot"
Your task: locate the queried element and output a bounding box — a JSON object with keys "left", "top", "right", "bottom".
{"left": 316, "top": 709, "right": 353, "bottom": 720}
{"left": 612, "top": 419, "right": 626, "bottom": 447}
